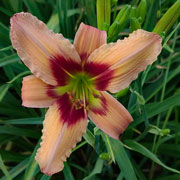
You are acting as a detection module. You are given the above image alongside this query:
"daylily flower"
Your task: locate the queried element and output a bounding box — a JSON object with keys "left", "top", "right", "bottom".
{"left": 10, "top": 12, "right": 162, "bottom": 175}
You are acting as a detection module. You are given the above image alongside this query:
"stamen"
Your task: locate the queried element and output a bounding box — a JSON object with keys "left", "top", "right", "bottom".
{"left": 73, "top": 99, "right": 84, "bottom": 110}
{"left": 67, "top": 91, "right": 74, "bottom": 102}
{"left": 55, "top": 84, "right": 72, "bottom": 95}
{"left": 82, "top": 84, "right": 86, "bottom": 108}
{"left": 64, "top": 72, "right": 96, "bottom": 111}
{"left": 82, "top": 84, "right": 88, "bottom": 117}
{"left": 61, "top": 67, "right": 76, "bottom": 79}
{"left": 93, "top": 93, "right": 100, "bottom": 98}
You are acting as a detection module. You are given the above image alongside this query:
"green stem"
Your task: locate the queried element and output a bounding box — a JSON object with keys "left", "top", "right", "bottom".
{"left": 138, "top": 79, "right": 149, "bottom": 128}
{"left": 141, "top": 65, "right": 152, "bottom": 86}
{"left": 149, "top": 22, "right": 178, "bottom": 180}
{"left": 96, "top": 0, "right": 111, "bottom": 31}
{"left": 134, "top": 78, "right": 149, "bottom": 141}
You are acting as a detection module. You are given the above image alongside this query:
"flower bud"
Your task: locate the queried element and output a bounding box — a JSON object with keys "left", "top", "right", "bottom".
{"left": 100, "top": 153, "right": 110, "bottom": 161}
{"left": 153, "top": 0, "right": 180, "bottom": 34}
{"left": 136, "top": 0, "right": 147, "bottom": 24}
{"left": 130, "top": 17, "right": 141, "bottom": 32}
{"left": 108, "top": 5, "right": 131, "bottom": 41}
{"left": 97, "top": 0, "right": 111, "bottom": 31}
{"left": 134, "top": 91, "right": 145, "bottom": 105}
{"left": 161, "top": 129, "right": 170, "bottom": 136}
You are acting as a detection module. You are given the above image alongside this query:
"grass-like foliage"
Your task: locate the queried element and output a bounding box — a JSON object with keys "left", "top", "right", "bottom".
{"left": 0, "top": 0, "right": 180, "bottom": 179}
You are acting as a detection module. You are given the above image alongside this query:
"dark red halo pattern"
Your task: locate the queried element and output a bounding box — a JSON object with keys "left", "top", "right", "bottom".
{"left": 57, "top": 93, "right": 86, "bottom": 126}
{"left": 84, "top": 62, "right": 114, "bottom": 91}
{"left": 48, "top": 55, "right": 113, "bottom": 125}
{"left": 50, "top": 55, "right": 82, "bottom": 86}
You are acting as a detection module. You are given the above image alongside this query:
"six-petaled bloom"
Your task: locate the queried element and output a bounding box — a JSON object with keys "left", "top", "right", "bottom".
{"left": 10, "top": 12, "right": 162, "bottom": 175}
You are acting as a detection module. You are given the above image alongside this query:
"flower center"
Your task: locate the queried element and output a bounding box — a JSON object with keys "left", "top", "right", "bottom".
{"left": 55, "top": 72, "right": 100, "bottom": 110}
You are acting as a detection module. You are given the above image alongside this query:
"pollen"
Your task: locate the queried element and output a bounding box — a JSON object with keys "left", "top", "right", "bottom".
{"left": 73, "top": 99, "right": 84, "bottom": 110}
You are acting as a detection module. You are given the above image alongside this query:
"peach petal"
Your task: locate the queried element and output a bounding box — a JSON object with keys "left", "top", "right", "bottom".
{"left": 89, "top": 91, "right": 133, "bottom": 139}
{"left": 10, "top": 12, "right": 81, "bottom": 86}
{"left": 87, "top": 30, "right": 162, "bottom": 93}
{"left": 36, "top": 102, "right": 88, "bottom": 175}
{"left": 22, "top": 75, "right": 55, "bottom": 108}
{"left": 74, "top": 23, "right": 107, "bottom": 60}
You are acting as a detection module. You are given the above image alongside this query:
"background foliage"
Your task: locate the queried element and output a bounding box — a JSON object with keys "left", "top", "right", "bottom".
{"left": 0, "top": 0, "right": 180, "bottom": 179}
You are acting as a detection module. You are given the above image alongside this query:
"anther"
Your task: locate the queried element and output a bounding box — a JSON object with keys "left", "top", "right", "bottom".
{"left": 73, "top": 99, "right": 84, "bottom": 110}
{"left": 67, "top": 91, "right": 74, "bottom": 101}
{"left": 93, "top": 93, "right": 100, "bottom": 98}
